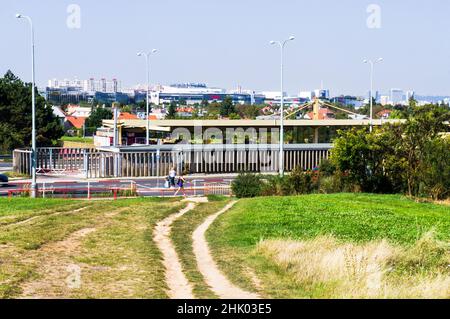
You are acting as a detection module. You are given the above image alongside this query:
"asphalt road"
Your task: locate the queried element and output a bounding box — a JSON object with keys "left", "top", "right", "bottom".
{"left": 0, "top": 162, "right": 12, "bottom": 172}
{"left": 0, "top": 175, "right": 236, "bottom": 198}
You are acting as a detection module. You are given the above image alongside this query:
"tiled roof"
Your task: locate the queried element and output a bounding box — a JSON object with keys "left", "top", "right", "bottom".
{"left": 66, "top": 116, "right": 86, "bottom": 129}
{"left": 118, "top": 112, "right": 139, "bottom": 120}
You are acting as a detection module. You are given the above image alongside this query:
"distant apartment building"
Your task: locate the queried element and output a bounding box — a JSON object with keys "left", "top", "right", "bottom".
{"left": 46, "top": 77, "right": 122, "bottom": 105}
{"left": 298, "top": 89, "right": 330, "bottom": 101}
{"left": 262, "top": 91, "right": 287, "bottom": 99}
{"left": 405, "top": 90, "right": 415, "bottom": 102}
{"left": 48, "top": 78, "right": 121, "bottom": 93}
{"left": 380, "top": 95, "right": 390, "bottom": 106}
{"left": 314, "top": 89, "right": 330, "bottom": 100}
{"left": 367, "top": 91, "right": 380, "bottom": 103}
{"left": 44, "top": 87, "right": 90, "bottom": 105}
{"left": 390, "top": 89, "right": 404, "bottom": 105}
{"left": 299, "top": 91, "right": 314, "bottom": 100}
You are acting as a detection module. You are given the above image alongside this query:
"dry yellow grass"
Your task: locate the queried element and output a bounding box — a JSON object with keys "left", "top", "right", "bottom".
{"left": 256, "top": 233, "right": 450, "bottom": 299}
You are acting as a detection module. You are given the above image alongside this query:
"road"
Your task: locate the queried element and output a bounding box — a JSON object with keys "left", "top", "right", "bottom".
{"left": 0, "top": 162, "right": 12, "bottom": 173}
{"left": 0, "top": 174, "right": 237, "bottom": 198}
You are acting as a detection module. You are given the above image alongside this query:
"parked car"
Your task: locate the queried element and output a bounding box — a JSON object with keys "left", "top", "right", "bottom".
{"left": 0, "top": 174, "right": 8, "bottom": 187}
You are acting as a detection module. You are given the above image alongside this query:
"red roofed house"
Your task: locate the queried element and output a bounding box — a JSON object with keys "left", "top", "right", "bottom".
{"left": 377, "top": 109, "right": 392, "bottom": 119}
{"left": 118, "top": 112, "right": 139, "bottom": 120}
{"left": 305, "top": 107, "right": 336, "bottom": 120}
{"left": 65, "top": 116, "right": 87, "bottom": 131}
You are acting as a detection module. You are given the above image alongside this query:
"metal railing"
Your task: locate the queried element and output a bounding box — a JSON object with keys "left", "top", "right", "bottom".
{"left": 0, "top": 179, "right": 232, "bottom": 199}
{"left": 13, "top": 144, "right": 332, "bottom": 178}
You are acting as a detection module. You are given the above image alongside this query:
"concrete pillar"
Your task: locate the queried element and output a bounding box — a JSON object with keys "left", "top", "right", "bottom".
{"left": 314, "top": 127, "right": 319, "bottom": 144}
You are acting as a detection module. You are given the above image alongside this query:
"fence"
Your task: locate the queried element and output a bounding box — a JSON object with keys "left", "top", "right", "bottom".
{"left": 1, "top": 179, "right": 232, "bottom": 199}
{"left": 13, "top": 148, "right": 97, "bottom": 175}
{"left": 13, "top": 144, "right": 332, "bottom": 178}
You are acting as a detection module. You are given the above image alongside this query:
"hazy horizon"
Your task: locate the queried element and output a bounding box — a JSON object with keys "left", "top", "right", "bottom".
{"left": 1, "top": 0, "right": 450, "bottom": 96}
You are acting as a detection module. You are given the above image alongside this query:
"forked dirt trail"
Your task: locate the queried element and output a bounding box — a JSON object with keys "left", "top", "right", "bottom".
{"left": 192, "top": 201, "right": 260, "bottom": 299}
{"left": 153, "top": 201, "right": 198, "bottom": 299}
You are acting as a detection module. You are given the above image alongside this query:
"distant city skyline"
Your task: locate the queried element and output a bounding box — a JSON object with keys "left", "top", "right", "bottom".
{"left": 2, "top": 0, "right": 450, "bottom": 96}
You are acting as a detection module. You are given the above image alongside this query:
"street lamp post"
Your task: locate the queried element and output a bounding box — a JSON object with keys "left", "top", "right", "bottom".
{"left": 16, "top": 14, "right": 37, "bottom": 198}
{"left": 137, "top": 49, "right": 157, "bottom": 145}
{"left": 363, "top": 58, "right": 383, "bottom": 132}
{"left": 270, "top": 36, "right": 295, "bottom": 176}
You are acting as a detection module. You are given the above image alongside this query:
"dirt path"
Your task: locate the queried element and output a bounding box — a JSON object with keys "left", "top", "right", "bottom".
{"left": 18, "top": 207, "right": 126, "bottom": 298}
{"left": 20, "top": 227, "right": 97, "bottom": 298}
{"left": 192, "top": 201, "right": 260, "bottom": 299}
{"left": 153, "top": 202, "right": 197, "bottom": 299}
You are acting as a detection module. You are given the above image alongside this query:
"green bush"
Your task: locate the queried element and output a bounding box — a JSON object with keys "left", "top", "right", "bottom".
{"left": 231, "top": 173, "right": 263, "bottom": 198}
{"left": 261, "top": 175, "right": 293, "bottom": 196}
{"left": 318, "top": 175, "right": 341, "bottom": 194}
{"left": 318, "top": 159, "right": 336, "bottom": 177}
{"left": 419, "top": 137, "right": 450, "bottom": 200}
{"left": 290, "top": 166, "right": 316, "bottom": 194}
{"left": 260, "top": 167, "right": 319, "bottom": 197}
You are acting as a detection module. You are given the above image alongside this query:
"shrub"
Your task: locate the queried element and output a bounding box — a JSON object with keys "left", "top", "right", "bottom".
{"left": 419, "top": 137, "right": 450, "bottom": 200}
{"left": 318, "top": 175, "right": 341, "bottom": 194}
{"left": 318, "top": 159, "right": 336, "bottom": 177}
{"left": 231, "top": 173, "right": 262, "bottom": 198}
{"left": 290, "top": 166, "right": 316, "bottom": 194}
{"left": 261, "top": 175, "right": 293, "bottom": 196}
{"left": 260, "top": 167, "right": 319, "bottom": 196}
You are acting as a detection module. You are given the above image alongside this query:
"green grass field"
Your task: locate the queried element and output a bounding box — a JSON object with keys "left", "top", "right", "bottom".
{"left": 207, "top": 194, "right": 450, "bottom": 298}
{"left": 0, "top": 197, "right": 183, "bottom": 298}
{"left": 1, "top": 194, "right": 448, "bottom": 299}
{"left": 60, "top": 136, "right": 94, "bottom": 143}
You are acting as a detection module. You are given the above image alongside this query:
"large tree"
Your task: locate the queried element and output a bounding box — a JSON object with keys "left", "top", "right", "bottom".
{"left": 220, "top": 96, "right": 235, "bottom": 117}
{"left": 166, "top": 101, "right": 177, "bottom": 119}
{"left": 330, "top": 104, "right": 450, "bottom": 198}
{"left": 0, "top": 70, "right": 64, "bottom": 153}
{"left": 85, "top": 107, "right": 113, "bottom": 129}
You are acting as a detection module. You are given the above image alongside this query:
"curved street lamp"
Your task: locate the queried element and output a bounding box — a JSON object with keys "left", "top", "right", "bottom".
{"left": 137, "top": 49, "right": 158, "bottom": 145}
{"left": 270, "top": 36, "right": 295, "bottom": 176}
{"left": 16, "top": 13, "right": 37, "bottom": 198}
{"left": 363, "top": 58, "right": 383, "bottom": 132}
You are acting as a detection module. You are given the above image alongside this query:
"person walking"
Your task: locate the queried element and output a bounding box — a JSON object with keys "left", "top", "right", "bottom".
{"left": 168, "top": 166, "right": 176, "bottom": 188}
{"left": 174, "top": 173, "right": 187, "bottom": 197}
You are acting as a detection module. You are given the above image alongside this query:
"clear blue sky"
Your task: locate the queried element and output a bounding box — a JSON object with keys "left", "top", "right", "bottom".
{"left": 1, "top": 0, "right": 449, "bottom": 96}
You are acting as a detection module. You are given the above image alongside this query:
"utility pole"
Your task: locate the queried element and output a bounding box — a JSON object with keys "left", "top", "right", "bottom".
{"left": 16, "top": 14, "right": 37, "bottom": 198}
{"left": 137, "top": 49, "right": 157, "bottom": 145}
{"left": 364, "top": 58, "right": 383, "bottom": 132}
{"left": 270, "top": 36, "right": 295, "bottom": 176}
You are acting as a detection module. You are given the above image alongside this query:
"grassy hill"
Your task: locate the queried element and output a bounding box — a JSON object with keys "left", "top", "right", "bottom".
{"left": 207, "top": 194, "right": 450, "bottom": 298}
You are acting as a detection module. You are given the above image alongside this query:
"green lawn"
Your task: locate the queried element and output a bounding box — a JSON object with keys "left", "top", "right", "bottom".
{"left": 60, "top": 136, "right": 93, "bottom": 143}
{"left": 207, "top": 194, "right": 450, "bottom": 298}
{"left": 0, "top": 197, "right": 184, "bottom": 298}
{"left": 0, "top": 198, "right": 88, "bottom": 226}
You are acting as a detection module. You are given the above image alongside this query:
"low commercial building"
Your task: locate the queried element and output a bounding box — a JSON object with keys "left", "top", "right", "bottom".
{"left": 150, "top": 83, "right": 265, "bottom": 105}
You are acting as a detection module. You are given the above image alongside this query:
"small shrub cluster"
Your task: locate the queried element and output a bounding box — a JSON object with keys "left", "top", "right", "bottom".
{"left": 231, "top": 173, "right": 263, "bottom": 198}
{"left": 233, "top": 168, "right": 323, "bottom": 198}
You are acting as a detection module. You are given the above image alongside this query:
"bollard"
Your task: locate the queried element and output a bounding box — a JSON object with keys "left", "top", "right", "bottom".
{"left": 87, "top": 181, "right": 91, "bottom": 200}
